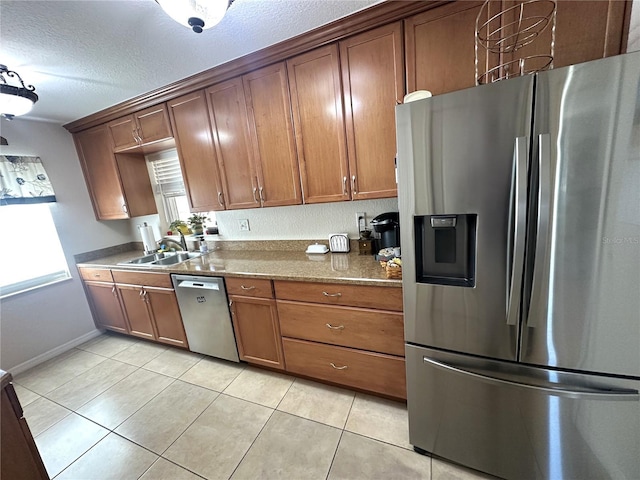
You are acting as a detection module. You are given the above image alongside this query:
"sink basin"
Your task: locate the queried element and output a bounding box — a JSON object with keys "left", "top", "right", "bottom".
{"left": 117, "top": 251, "right": 202, "bottom": 268}
{"left": 121, "top": 253, "right": 168, "bottom": 265}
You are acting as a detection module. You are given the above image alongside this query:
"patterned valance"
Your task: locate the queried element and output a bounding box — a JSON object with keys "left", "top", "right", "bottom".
{"left": 0, "top": 155, "right": 56, "bottom": 205}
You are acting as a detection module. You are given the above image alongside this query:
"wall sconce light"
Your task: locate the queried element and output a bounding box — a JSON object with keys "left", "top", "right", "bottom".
{"left": 0, "top": 65, "right": 39, "bottom": 120}
{"left": 156, "top": 0, "right": 234, "bottom": 33}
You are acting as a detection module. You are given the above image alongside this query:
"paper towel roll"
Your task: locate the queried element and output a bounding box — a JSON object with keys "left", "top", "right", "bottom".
{"left": 139, "top": 224, "right": 156, "bottom": 253}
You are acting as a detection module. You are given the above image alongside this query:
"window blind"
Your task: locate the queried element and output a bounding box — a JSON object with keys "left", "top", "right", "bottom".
{"left": 149, "top": 150, "right": 185, "bottom": 197}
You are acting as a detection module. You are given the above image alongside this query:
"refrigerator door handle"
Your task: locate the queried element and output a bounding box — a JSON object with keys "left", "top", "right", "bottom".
{"left": 527, "top": 133, "right": 552, "bottom": 328}
{"left": 423, "top": 357, "right": 639, "bottom": 401}
{"left": 506, "top": 137, "right": 528, "bottom": 325}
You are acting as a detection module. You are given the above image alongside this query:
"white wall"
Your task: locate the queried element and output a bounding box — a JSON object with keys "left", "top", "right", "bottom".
{"left": 215, "top": 198, "right": 398, "bottom": 240}
{"left": 629, "top": 0, "right": 640, "bottom": 52}
{"left": 0, "top": 118, "right": 135, "bottom": 372}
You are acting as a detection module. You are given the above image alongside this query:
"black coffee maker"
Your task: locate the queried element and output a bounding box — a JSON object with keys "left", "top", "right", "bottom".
{"left": 371, "top": 212, "right": 400, "bottom": 250}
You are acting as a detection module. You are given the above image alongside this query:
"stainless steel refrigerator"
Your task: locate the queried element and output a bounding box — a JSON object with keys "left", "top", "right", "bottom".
{"left": 396, "top": 52, "right": 640, "bottom": 480}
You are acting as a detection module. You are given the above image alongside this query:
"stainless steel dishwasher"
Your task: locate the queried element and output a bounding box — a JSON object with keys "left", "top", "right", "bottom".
{"left": 171, "top": 274, "right": 239, "bottom": 362}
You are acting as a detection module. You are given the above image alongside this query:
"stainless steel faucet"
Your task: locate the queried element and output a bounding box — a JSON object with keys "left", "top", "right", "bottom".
{"left": 160, "top": 231, "right": 188, "bottom": 251}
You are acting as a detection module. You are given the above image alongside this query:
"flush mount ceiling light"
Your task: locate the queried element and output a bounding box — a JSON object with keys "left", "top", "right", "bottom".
{"left": 0, "top": 65, "right": 38, "bottom": 120}
{"left": 156, "top": 0, "right": 234, "bottom": 33}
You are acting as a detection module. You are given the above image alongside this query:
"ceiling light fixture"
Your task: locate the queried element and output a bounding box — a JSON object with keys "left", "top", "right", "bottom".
{"left": 0, "top": 65, "right": 38, "bottom": 120}
{"left": 156, "top": 0, "right": 234, "bottom": 33}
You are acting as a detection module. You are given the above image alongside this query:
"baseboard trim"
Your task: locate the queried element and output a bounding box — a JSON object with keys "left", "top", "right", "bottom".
{"left": 7, "top": 329, "right": 104, "bottom": 375}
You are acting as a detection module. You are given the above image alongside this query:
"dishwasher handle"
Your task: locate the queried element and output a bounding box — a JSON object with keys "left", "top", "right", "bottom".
{"left": 176, "top": 279, "right": 221, "bottom": 290}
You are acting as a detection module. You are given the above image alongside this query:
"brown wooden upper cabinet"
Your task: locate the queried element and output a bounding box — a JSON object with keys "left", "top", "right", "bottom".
{"left": 406, "top": 0, "right": 630, "bottom": 95}
{"left": 500, "top": 0, "right": 629, "bottom": 71}
{"left": 340, "top": 22, "right": 403, "bottom": 200}
{"left": 405, "top": 1, "right": 490, "bottom": 96}
{"left": 108, "top": 104, "right": 173, "bottom": 152}
{"left": 206, "top": 78, "right": 259, "bottom": 210}
{"left": 287, "top": 44, "right": 350, "bottom": 204}
{"left": 75, "top": 125, "right": 157, "bottom": 220}
{"left": 167, "top": 91, "right": 225, "bottom": 212}
{"left": 243, "top": 62, "right": 302, "bottom": 207}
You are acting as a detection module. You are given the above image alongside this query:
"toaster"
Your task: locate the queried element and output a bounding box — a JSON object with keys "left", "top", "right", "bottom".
{"left": 329, "top": 233, "right": 350, "bottom": 253}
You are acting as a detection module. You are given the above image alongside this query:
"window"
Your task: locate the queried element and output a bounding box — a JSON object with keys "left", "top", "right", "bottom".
{"left": 0, "top": 203, "right": 70, "bottom": 298}
{"left": 148, "top": 150, "right": 214, "bottom": 230}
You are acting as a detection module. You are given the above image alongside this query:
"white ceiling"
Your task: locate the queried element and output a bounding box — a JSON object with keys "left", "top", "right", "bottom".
{"left": 0, "top": 0, "right": 382, "bottom": 125}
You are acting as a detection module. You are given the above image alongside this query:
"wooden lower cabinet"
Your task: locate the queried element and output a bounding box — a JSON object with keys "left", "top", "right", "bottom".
{"left": 117, "top": 284, "right": 156, "bottom": 340}
{"left": 84, "top": 281, "right": 129, "bottom": 334}
{"left": 229, "top": 295, "right": 285, "bottom": 370}
{"left": 116, "top": 282, "right": 188, "bottom": 348}
{"left": 277, "top": 300, "right": 404, "bottom": 356}
{"left": 283, "top": 338, "right": 406, "bottom": 399}
{"left": 275, "top": 280, "right": 406, "bottom": 399}
{"left": 1, "top": 371, "right": 49, "bottom": 480}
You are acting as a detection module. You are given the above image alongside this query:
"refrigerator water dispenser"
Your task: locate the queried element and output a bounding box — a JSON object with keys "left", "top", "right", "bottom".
{"left": 414, "top": 214, "right": 476, "bottom": 287}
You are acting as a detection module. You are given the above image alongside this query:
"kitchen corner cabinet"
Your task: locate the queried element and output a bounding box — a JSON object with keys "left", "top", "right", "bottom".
{"left": 74, "top": 125, "right": 157, "bottom": 220}
{"left": 227, "top": 278, "right": 285, "bottom": 370}
{"left": 112, "top": 270, "right": 188, "bottom": 348}
{"left": 340, "top": 22, "right": 403, "bottom": 201}
{"left": 107, "top": 104, "right": 173, "bottom": 152}
{"left": 287, "top": 44, "right": 350, "bottom": 204}
{"left": 243, "top": 62, "right": 302, "bottom": 207}
{"left": 206, "top": 78, "right": 259, "bottom": 210}
{"left": 168, "top": 91, "right": 225, "bottom": 212}
{"left": 79, "top": 268, "right": 129, "bottom": 334}
{"left": 1, "top": 371, "right": 49, "bottom": 480}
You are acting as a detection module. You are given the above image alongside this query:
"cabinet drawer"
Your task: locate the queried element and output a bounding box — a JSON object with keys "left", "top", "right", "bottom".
{"left": 226, "top": 277, "right": 273, "bottom": 298}
{"left": 278, "top": 300, "right": 404, "bottom": 356}
{"left": 79, "top": 267, "right": 113, "bottom": 282}
{"left": 112, "top": 270, "right": 172, "bottom": 288}
{"left": 274, "top": 280, "right": 403, "bottom": 311}
{"left": 283, "top": 338, "right": 406, "bottom": 399}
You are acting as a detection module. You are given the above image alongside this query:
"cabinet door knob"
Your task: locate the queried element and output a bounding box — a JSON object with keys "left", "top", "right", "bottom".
{"left": 330, "top": 363, "right": 348, "bottom": 370}
{"left": 218, "top": 191, "right": 224, "bottom": 206}
{"left": 322, "top": 291, "right": 342, "bottom": 297}
{"left": 351, "top": 175, "right": 357, "bottom": 194}
{"left": 326, "top": 323, "right": 345, "bottom": 330}
{"left": 342, "top": 176, "right": 347, "bottom": 195}
{"left": 252, "top": 187, "right": 259, "bottom": 203}
{"left": 122, "top": 204, "right": 128, "bottom": 214}
{"left": 259, "top": 186, "right": 265, "bottom": 203}
{"left": 111, "top": 285, "right": 117, "bottom": 296}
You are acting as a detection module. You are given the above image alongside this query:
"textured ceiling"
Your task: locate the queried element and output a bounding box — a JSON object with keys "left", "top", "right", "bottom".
{"left": 0, "top": 0, "right": 382, "bottom": 125}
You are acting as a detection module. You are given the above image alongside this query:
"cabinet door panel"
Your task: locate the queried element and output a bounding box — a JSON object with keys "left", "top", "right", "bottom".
{"left": 117, "top": 285, "right": 155, "bottom": 340}
{"left": 168, "top": 91, "right": 225, "bottom": 212}
{"left": 74, "top": 125, "right": 128, "bottom": 220}
{"left": 85, "top": 281, "right": 128, "bottom": 333}
{"left": 207, "top": 79, "right": 258, "bottom": 209}
{"left": 341, "top": 22, "right": 403, "bottom": 200}
{"left": 135, "top": 104, "right": 172, "bottom": 144}
{"left": 501, "top": 0, "right": 629, "bottom": 70}
{"left": 288, "top": 44, "right": 350, "bottom": 203}
{"left": 230, "top": 295, "right": 285, "bottom": 369}
{"left": 114, "top": 152, "right": 157, "bottom": 217}
{"left": 146, "top": 287, "right": 188, "bottom": 348}
{"left": 108, "top": 115, "right": 138, "bottom": 151}
{"left": 406, "top": 1, "right": 489, "bottom": 95}
{"left": 244, "top": 63, "right": 302, "bottom": 207}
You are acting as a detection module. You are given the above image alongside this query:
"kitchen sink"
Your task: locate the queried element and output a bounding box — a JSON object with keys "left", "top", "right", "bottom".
{"left": 117, "top": 251, "right": 202, "bottom": 268}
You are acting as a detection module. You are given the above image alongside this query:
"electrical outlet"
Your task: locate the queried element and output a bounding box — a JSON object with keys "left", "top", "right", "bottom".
{"left": 356, "top": 212, "right": 366, "bottom": 231}
{"left": 238, "top": 219, "right": 250, "bottom": 231}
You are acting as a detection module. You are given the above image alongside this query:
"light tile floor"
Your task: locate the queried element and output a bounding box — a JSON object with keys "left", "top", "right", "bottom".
{"left": 13, "top": 332, "right": 497, "bottom": 480}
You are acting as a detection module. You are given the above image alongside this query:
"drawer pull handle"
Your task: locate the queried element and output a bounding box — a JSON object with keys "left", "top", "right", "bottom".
{"left": 94, "top": 273, "right": 101, "bottom": 277}
{"left": 330, "top": 363, "right": 348, "bottom": 370}
{"left": 240, "top": 285, "right": 256, "bottom": 291}
{"left": 322, "top": 291, "right": 342, "bottom": 297}
{"left": 326, "top": 323, "right": 345, "bottom": 330}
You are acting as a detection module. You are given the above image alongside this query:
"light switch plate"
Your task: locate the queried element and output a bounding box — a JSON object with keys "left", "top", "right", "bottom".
{"left": 238, "top": 219, "right": 250, "bottom": 231}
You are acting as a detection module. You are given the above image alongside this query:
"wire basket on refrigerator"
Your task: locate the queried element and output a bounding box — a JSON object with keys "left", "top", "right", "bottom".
{"left": 475, "top": 0, "right": 556, "bottom": 85}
